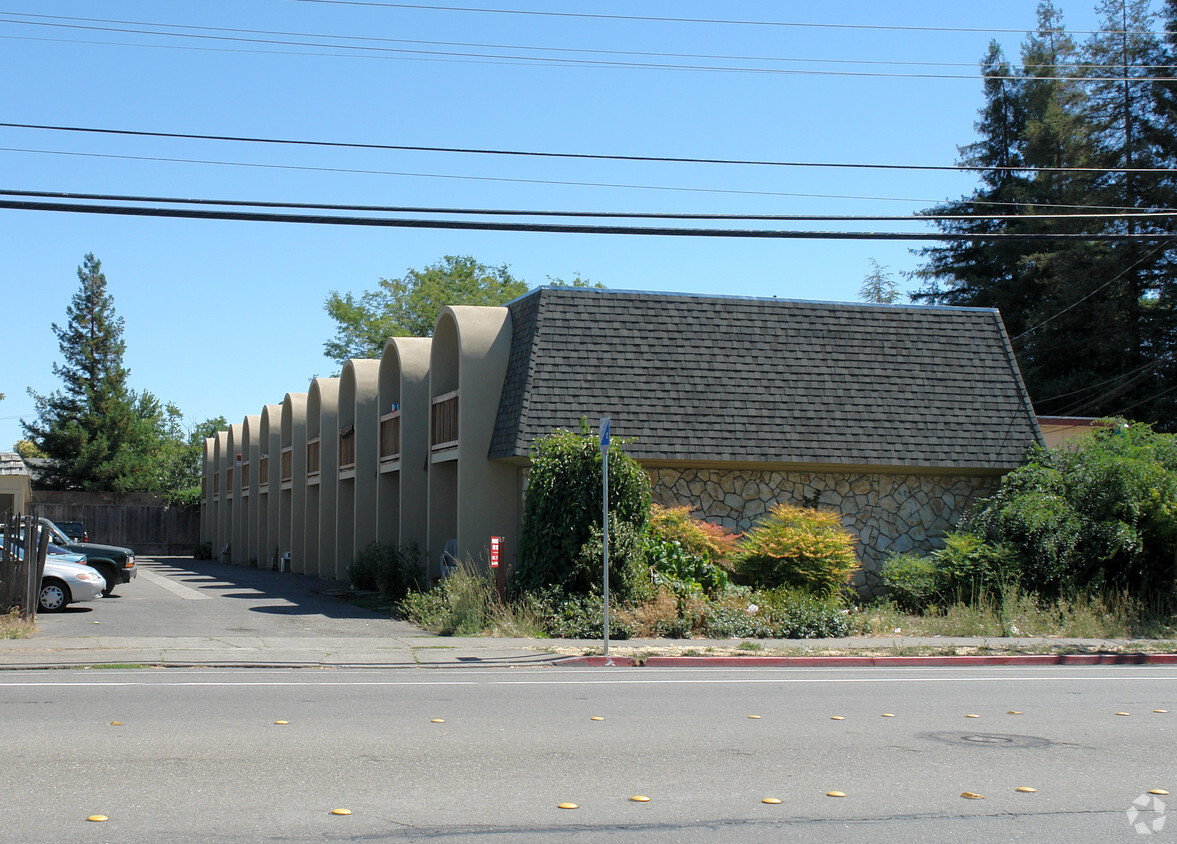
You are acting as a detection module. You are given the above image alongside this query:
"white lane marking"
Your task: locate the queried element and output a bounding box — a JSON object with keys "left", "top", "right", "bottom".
{"left": 1, "top": 675, "right": 1175, "bottom": 688}
{"left": 137, "top": 569, "right": 213, "bottom": 600}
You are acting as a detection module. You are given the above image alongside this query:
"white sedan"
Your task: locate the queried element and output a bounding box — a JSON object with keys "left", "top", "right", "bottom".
{"left": 39, "top": 557, "right": 107, "bottom": 612}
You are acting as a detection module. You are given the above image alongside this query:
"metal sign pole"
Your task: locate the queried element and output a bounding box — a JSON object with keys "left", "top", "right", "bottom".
{"left": 599, "top": 417, "right": 610, "bottom": 657}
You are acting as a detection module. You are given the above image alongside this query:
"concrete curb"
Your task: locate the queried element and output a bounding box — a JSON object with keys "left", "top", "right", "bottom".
{"left": 566, "top": 653, "right": 1177, "bottom": 668}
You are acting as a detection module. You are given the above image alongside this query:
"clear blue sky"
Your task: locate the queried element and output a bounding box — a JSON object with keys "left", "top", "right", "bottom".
{"left": 2, "top": 1, "right": 1115, "bottom": 448}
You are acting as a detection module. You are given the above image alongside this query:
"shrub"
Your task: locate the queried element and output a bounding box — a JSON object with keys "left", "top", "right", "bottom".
{"left": 399, "top": 559, "right": 493, "bottom": 635}
{"left": 648, "top": 505, "right": 738, "bottom": 566}
{"left": 647, "top": 538, "right": 730, "bottom": 597}
{"left": 515, "top": 422, "right": 651, "bottom": 597}
{"left": 574, "top": 515, "right": 653, "bottom": 603}
{"left": 525, "top": 587, "right": 633, "bottom": 639}
{"left": 699, "top": 587, "right": 849, "bottom": 639}
{"left": 348, "top": 542, "right": 425, "bottom": 601}
{"left": 929, "top": 532, "right": 1020, "bottom": 605}
{"left": 882, "top": 551, "right": 941, "bottom": 612}
{"left": 965, "top": 421, "right": 1177, "bottom": 598}
{"left": 731, "top": 503, "right": 859, "bottom": 595}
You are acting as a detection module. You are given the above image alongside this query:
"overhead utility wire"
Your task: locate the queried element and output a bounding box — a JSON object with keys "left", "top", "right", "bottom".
{"left": 0, "top": 17, "right": 1169, "bottom": 81}
{"left": 5, "top": 122, "right": 1175, "bottom": 175}
{"left": 2, "top": 197, "right": 1174, "bottom": 240}
{"left": 285, "top": 1, "right": 1164, "bottom": 37}
{"left": 2, "top": 12, "right": 1167, "bottom": 72}
{"left": 0, "top": 146, "right": 1159, "bottom": 213}
{"left": 3, "top": 189, "right": 1175, "bottom": 223}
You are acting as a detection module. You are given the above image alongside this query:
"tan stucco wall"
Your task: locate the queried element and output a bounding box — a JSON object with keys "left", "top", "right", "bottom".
{"left": 212, "top": 431, "right": 229, "bottom": 556}
{"left": 258, "top": 404, "right": 283, "bottom": 568}
{"left": 427, "top": 306, "right": 516, "bottom": 579}
{"left": 307, "top": 377, "right": 341, "bottom": 580}
{"left": 649, "top": 466, "right": 1000, "bottom": 597}
{"left": 226, "top": 423, "right": 245, "bottom": 563}
{"left": 240, "top": 414, "right": 262, "bottom": 566}
{"left": 378, "top": 337, "right": 432, "bottom": 553}
{"left": 280, "top": 393, "right": 308, "bottom": 573}
{"left": 338, "top": 359, "right": 380, "bottom": 575}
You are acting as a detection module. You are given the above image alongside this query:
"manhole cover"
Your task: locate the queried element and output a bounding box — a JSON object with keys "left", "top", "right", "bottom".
{"left": 963, "top": 734, "right": 1012, "bottom": 744}
{"left": 918, "top": 732, "right": 1052, "bottom": 749}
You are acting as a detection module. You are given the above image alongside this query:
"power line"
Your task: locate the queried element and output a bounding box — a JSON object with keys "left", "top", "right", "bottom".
{"left": 1, "top": 146, "right": 1166, "bottom": 213}
{"left": 4, "top": 188, "right": 1175, "bottom": 224}
{"left": 1, "top": 16, "right": 1173, "bottom": 82}
{"left": 4, "top": 122, "right": 1176, "bottom": 175}
{"left": 2, "top": 11, "right": 1169, "bottom": 73}
{"left": 2, "top": 196, "right": 1175, "bottom": 240}
{"left": 284, "top": 1, "right": 1166, "bottom": 37}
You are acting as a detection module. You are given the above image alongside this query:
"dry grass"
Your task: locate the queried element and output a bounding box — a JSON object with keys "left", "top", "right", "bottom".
{"left": 0, "top": 608, "right": 34, "bottom": 639}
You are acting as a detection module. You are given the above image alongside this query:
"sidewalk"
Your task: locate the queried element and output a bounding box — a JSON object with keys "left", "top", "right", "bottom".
{"left": 3, "top": 632, "right": 1176, "bottom": 670}
{"left": 3, "top": 555, "right": 1174, "bottom": 669}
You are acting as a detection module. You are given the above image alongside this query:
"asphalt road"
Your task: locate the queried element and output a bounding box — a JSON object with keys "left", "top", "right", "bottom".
{"left": 1, "top": 665, "right": 1174, "bottom": 842}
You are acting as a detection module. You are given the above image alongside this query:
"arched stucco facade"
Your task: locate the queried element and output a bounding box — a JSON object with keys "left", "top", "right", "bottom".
{"left": 426, "top": 306, "right": 515, "bottom": 580}
{"left": 377, "top": 337, "right": 431, "bottom": 553}
{"left": 212, "top": 430, "right": 229, "bottom": 556}
{"left": 306, "top": 377, "right": 341, "bottom": 580}
{"left": 201, "top": 437, "right": 216, "bottom": 546}
{"left": 280, "top": 393, "right": 308, "bottom": 574}
{"left": 338, "top": 359, "right": 380, "bottom": 574}
{"left": 257, "top": 404, "right": 282, "bottom": 568}
{"left": 240, "top": 414, "right": 262, "bottom": 566}
{"left": 225, "top": 423, "right": 245, "bottom": 563}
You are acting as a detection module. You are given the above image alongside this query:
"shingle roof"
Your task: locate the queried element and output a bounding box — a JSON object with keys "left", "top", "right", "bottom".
{"left": 0, "top": 452, "right": 30, "bottom": 477}
{"left": 489, "top": 287, "right": 1042, "bottom": 470}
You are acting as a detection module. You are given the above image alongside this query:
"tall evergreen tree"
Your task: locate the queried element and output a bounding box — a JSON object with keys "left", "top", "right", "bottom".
{"left": 23, "top": 254, "right": 164, "bottom": 491}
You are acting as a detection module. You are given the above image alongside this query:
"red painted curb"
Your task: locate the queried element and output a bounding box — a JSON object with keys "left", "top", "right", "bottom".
{"left": 563, "top": 653, "right": 1177, "bottom": 668}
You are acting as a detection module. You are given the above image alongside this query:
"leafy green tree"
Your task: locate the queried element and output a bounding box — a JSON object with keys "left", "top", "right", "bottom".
{"left": 514, "top": 422, "right": 652, "bottom": 600}
{"left": 13, "top": 440, "right": 45, "bottom": 459}
{"left": 23, "top": 254, "right": 166, "bottom": 491}
{"left": 323, "top": 255, "right": 528, "bottom": 364}
{"left": 155, "top": 414, "right": 228, "bottom": 508}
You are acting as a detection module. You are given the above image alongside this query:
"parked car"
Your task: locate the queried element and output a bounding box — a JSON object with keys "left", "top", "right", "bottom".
{"left": 8, "top": 542, "right": 107, "bottom": 611}
{"left": 55, "top": 521, "right": 88, "bottom": 543}
{"left": 40, "top": 557, "right": 107, "bottom": 612}
{"left": 38, "top": 518, "right": 135, "bottom": 597}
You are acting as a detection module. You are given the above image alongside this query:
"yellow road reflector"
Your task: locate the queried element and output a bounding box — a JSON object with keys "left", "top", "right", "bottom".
{"left": 274, "top": 720, "right": 289, "bottom": 725}
{"left": 1116, "top": 712, "right": 1131, "bottom": 716}
{"left": 881, "top": 713, "right": 895, "bottom": 718}
{"left": 747, "top": 715, "right": 761, "bottom": 719}
{"left": 830, "top": 716, "right": 845, "bottom": 721}
{"left": 1016, "top": 787, "right": 1037, "bottom": 793}
{"left": 330, "top": 808, "right": 352, "bottom": 816}
{"left": 965, "top": 714, "right": 980, "bottom": 718}
{"left": 109, "top": 721, "right": 123, "bottom": 726}
{"left": 1149, "top": 789, "right": 1171, "bottom": 795}
{"left": 960, "top": 792, "right": 985, "bottom": 800}
{"left": 86, "top": 815, "right": 108, "bottom": 822}
{"left": 558, "top": 803, "right": 578, "bottom": 810}
{"left": 630, "top": 795, "right": 651, "bottom": 803}
{"left": 826, "top": 791, "right": 846, "bottom": 798}
{"left": 1156, "top": 710, "right": 1169, "bottom": 714}
{"left": 1007, "top": 710, "right": 1023, "bottom": 715}
{"left": 762, "top": 798, "right": 782, "bottom": 804}
{"left": 590, "top": 716, "right": 605, "bottom": 721}
{"left": 431, "top": 719, "right": 445, "bottom": 723}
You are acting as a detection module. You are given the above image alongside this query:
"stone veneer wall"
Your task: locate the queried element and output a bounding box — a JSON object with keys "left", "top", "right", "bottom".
{"left": 648, "top": 468, "right": 1000, "bottom": 598}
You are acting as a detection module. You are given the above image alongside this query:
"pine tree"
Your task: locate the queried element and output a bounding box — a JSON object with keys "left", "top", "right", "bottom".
{"left": 23, "top": 254, "right": 164, "bottom": 490}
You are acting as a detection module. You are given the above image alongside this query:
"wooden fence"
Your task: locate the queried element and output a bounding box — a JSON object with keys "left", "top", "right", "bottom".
{"left": 0, "top": 515, "right": 48, "bottom": 618}
{"left": 30, "top": 492, "right": 200, "bottom": 555}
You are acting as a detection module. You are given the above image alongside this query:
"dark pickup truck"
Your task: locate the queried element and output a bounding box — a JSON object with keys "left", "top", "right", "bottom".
{"left": 39, "top": 518, "right": 136, "bottom": 597}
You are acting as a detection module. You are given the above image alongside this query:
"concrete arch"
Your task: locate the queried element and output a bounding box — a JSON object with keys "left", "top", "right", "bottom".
{"left": 337, "top": 359, "right": 381, "bottom": 576}
{"left": 378, "top": 337, "right": 431, "bottom": 554}
{"left": 280, "top": 393, "right": 308, "bottom": 574}
{"left": 201, "top": 437, "right": 216, "bottom": 546}
{"left": 257, "top": 404, "right": 283, "bottom": 569}
{"left": 306, "top": 377, "right": 341, "bottom": 580}
{"left": 240, "top": 414, "right": 262, "bottom": 567}
{"left": 212, "top": 430, "right": 229, "bottom": 554}
{"left": 225, "top": 423, "right": 245, "bottom": 564}
{"left": 427, "top": 306, "right": 515, "bottom": 579}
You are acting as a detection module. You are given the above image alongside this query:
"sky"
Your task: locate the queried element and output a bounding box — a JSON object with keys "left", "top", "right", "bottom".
{"left": 0, "top": 0, "right": 1121, "bottom": 449}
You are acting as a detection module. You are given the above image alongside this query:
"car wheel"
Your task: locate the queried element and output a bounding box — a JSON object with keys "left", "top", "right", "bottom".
{"left": 95, "top": 565, "right": 118, "bottom": 597}
{"left": 39, "top": 579, "right": 70, "bottom": 612}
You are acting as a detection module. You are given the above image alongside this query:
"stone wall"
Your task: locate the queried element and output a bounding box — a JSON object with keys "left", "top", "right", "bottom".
{"left": 648, "top": 467, "right": 1000, "bottom": 598}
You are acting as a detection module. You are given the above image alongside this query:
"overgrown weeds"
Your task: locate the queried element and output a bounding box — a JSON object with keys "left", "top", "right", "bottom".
{"left": 0, "top": 608, "right": 34, "bottom": 639}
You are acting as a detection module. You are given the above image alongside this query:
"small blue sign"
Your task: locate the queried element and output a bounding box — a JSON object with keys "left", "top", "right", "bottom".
{"left": 599, "top": 417, "right": 611, "bottom": 451}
